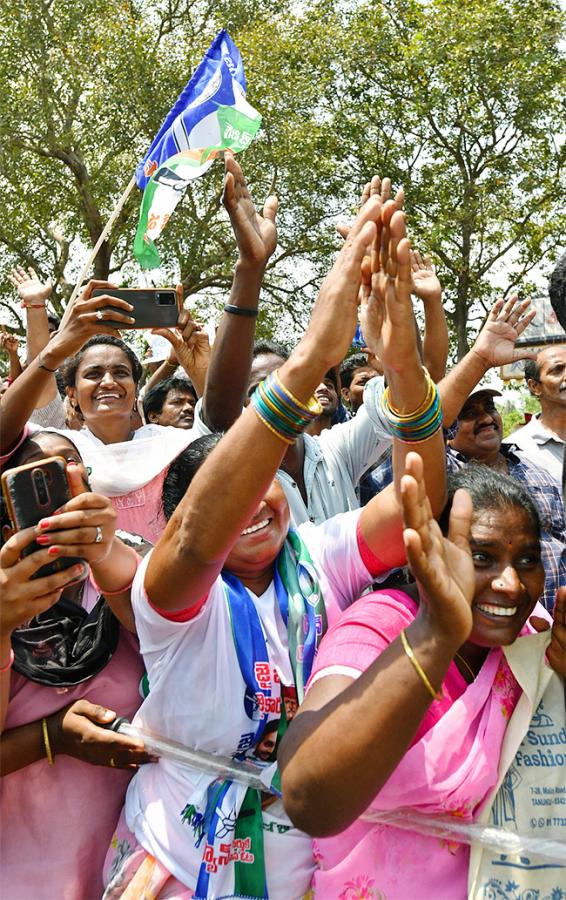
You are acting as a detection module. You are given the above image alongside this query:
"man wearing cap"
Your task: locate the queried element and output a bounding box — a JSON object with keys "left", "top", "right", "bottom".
{"left": 502, "top": 344, "right": 566, "bottom": 483}
{"left": 446, "top": 387, "right": 564, "bottom": 611}
{"left": 364, "top": 297, "right": 565, "bottom": 610}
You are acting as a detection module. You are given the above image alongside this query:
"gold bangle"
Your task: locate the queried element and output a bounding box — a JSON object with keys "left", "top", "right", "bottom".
{"left": 400, "top": 629, "right": 444, "bottom": 701}
{"left": 385, "top": 368, "right": 435, "bottom": 419}
{"left": 42, "top": 717, "right": 55, "bottom": 766}
{"left": 273, "top": 370, "right": 323, "bottom": 418}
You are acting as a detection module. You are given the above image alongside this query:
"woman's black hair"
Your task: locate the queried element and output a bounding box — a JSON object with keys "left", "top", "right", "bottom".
{"left": 6, "top": 431, "right": 81, "bottom": 470}
{"left": 162, "top": 433, "right": 223, "bottom": 521}
{"left": 59, "top": 335, "right": 143, "bottom": 389}
{"left": 0, "top": 431, "right": 82, "bottom": 542}
{"left": 143, "top": 376, "right": 197, "bottom": 421}
{"left": 438, "top": 465, "right": 540, "bottom": 537}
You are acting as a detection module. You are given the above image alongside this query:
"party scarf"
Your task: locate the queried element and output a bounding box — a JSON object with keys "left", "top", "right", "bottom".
{"left": 193, "top": 529, "right": 327, "bottom": 899}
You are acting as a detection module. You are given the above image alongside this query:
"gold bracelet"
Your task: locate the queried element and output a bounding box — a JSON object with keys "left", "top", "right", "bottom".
{"left": 400, "top": 629, "right": 444, "bottom": 701}
{"left": 384, "top": 368, "right": 435, "bottom": 420}
{"left": 273, "top": 370, "right": 323, "bottom": 418}
{"left": 42, "top": 717, "right": 55, "bottom": 766}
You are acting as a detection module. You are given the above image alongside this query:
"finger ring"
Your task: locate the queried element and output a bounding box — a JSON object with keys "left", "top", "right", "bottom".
{"left": 94, "top": 526, "right": 103, "bottom": 544}
{"left": 110, "top": 757, "right": 116, "bottom": 767}
{"left": 96, "top": 310, "right": 104, "bottom": 321}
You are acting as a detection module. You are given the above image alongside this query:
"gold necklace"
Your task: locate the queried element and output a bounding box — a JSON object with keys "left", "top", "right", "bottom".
{"left": 455, "top": 652, "right": 476, "bottom": 683}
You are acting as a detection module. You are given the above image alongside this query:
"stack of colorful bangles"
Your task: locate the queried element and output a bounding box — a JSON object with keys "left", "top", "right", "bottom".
{"left": 250, "top": 370, "right": 323, "bottom": 444}
{"left": 381, "top": 369, "right": 443, "bottom": 442}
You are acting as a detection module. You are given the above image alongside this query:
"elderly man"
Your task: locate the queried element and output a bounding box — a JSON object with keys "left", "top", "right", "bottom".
{"left": 446, "top": 387, "right": 564, "bottom": 611}
{"left": 503, "top": 344, "right": 565, "bottom": 482}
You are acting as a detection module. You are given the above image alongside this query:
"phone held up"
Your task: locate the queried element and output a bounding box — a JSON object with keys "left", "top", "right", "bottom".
{"left": 1, "top": 456, "right": 85, "bottom": 580}
{"left": 91, "top": 286, "right": 183, "bottom": 329}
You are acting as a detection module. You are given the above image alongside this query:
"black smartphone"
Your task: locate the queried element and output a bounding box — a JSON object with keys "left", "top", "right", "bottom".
{"left": 1, "top": 456, "right": 84, "bottom": 579}
{"left": 91, "top": 287, "right": 182, "bottom": 329}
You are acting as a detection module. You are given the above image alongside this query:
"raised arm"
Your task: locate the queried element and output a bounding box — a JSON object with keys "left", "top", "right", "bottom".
{"left": 145, "top": 195, "right": 382, "bottom": 611}
{"left": 0, "top": 330, "right": 22, "bottom": 383}
{"left": 200, "top": 155, "right": 278, "bottom": 431}
{"left": 410, "top": 249, "right": 449, "bottom": 382}
{"left": 0, "top": 280, "right": 134, "bottom": 454}
{"left": 355, "top": 207, "right": 447, "bottom": 570}
{"left": 279, "top": 456, "right": 474, "bottom": 836}
{"left": 149, "top": 314, "right": 211, "bottom": 398}
{"left": 438, "top": 296, "right": 537, "bottom": 427}
{"left": 8, "top": 266, "right": 55, "bottom": 407}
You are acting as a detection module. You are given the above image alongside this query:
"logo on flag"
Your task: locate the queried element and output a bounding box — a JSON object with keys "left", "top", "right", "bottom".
{"left": 133, "top": 30, "right": 261, "bottom": 269}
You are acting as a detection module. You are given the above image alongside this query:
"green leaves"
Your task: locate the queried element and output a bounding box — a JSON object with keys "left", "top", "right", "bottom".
{"left": 0, "top": 0, "right": 564, "bottom": 357}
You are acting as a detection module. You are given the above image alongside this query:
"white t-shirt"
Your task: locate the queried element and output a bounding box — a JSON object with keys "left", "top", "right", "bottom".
{"left": 125, "top": 509, "right": 374, "bottom": 897}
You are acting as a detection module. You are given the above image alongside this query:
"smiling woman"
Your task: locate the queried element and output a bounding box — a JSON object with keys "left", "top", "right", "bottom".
{"left": 277, "top": 465, "right": 562, "bottom": 900}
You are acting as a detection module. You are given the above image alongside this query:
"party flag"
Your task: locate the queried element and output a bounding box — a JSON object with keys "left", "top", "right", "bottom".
{"left": 133, "top": 30, "right": 261, "bottom": 269}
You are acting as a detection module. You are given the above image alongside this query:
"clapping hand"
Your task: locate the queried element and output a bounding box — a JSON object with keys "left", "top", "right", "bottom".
{"left": 223, "top": 154, "right": 278, "bottom": 269}
{"left": 360, "top": 205, "right": 415, "bottom": 371}
{"left": 401, "top": 453, "right": 475, "bottom": 647}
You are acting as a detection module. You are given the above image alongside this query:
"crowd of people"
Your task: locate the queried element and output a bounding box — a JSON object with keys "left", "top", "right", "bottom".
{"left": 0, "top": 157, "right": 564, "bottom": 900}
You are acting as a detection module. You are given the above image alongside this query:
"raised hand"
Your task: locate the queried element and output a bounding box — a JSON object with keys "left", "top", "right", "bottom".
{"left": 223, "top": 154, "right": 278, "bottom": 268}
{"left": 8, "top": 266, "right": 52, "bottom": 306}
{"left": 337, "top": 175, "right": 404, "bottom": 243}
{"left": 401, "top": 453, "right": 474, "bottom": 646}
{"left": 0, "top": 329, "right": 20, "bottom": 356}
{"left": 154, "top": 312, "right": 210, "bottom": 368}
{"left": 410, "top": 250, "right": 442, "bottom": 303}
{"left": 303, "top": 194, "right": 382, "bottom": 369}
{"left": 45, "top": 280, "right": 135, "bottom": 362}
{"left": 367, "top": 208, "right": 415, "bottom": 370}
{"left": 472, "top": 296, "right": 537, "bottom": 368}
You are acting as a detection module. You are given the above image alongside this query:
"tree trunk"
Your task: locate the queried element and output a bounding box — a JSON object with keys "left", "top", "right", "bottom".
{"left": 455, "top": 273, "right": 471, "bottom": 361}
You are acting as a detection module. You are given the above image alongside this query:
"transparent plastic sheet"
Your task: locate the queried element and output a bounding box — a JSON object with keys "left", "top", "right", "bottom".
{"left": 359, "top": 808, "right": 566, "bottom": 865}
{"left": 118, "top": 723, "right": 565, "bottom": 866}
{"left": 118, "top": 723, "right": 279, "bottom": 794}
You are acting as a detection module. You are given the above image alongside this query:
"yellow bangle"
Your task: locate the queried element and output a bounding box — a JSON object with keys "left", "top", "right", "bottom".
{"left": 42, "top": 717, "right": 55, "bottom": 766}
{"left": 273, "top": 371, "right": 323, "bottom": 418}
{"left": 385, "top": 368, "right": 435, "bottom": 420}
{"left": 400, "top": 629, "right": 444, "bottom": 701}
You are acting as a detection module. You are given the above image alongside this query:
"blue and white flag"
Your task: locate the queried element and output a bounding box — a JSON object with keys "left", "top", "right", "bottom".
{"left": 133, "top": 30, "right": 261, "bottom": 269}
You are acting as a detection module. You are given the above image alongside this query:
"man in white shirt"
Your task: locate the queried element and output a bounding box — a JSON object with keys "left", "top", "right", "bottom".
{"left": 503, "top": 344, "right": 565, "bottom": 482}
{"left": 195, "top": 339, "right": 393, "bottom": 526}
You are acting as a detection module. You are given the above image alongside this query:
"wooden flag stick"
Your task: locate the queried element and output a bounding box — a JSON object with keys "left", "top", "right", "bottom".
{"left": 60, "top": 175, "right": 137, "bottom": 327}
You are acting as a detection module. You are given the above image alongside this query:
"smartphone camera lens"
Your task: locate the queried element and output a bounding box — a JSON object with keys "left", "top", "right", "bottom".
{"left": 32, "top": 469, "right": 50, "bottom": 507}
{"left": 156, "top": 292, "right": 175, "bottom": 306}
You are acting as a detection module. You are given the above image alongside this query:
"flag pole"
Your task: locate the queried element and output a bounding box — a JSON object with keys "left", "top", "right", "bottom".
{"left": 59, "top": 175, "right": 137, "bottom": 328}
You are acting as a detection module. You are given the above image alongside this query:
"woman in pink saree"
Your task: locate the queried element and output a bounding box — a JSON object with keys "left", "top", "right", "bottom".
{"left": 279, "top": 463, "right": 565, "bottom": 900}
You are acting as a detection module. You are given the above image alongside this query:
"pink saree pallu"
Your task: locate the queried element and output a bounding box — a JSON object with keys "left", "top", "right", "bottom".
{"left": 312, "top": 649, "right": 522, "bottom": 900}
